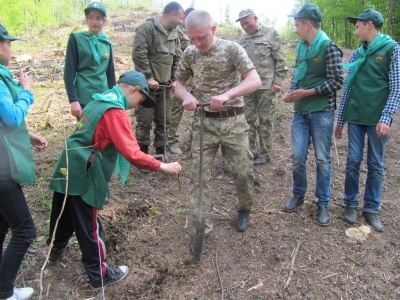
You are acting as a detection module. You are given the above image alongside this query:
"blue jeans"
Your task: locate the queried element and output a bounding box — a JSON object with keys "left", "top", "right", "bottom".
{"left": 291, "top": 111, "right": 334, "bottom": 207}
{"left": 344, "top": 124, "right": 387, "bottom": 213}
{"left": 0, "top": 178, "right": 36, "bottom": 298}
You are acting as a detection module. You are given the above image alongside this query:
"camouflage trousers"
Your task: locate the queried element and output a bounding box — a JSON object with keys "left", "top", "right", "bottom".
{"left": 189, "top": 113, "right": 255, "bottom": 235}
{"left": 134, "top": 88, "right": 171, "bottom": 148}
{"left": 244, "top": 89, "right": 276, "bottom": 160}
{"left": 168, "top": 93, "right": 184, "bottom": 147}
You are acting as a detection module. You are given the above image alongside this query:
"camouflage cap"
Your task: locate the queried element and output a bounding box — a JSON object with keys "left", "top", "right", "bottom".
{"left": 84, "top": 1, "right": 107, "bottom": 17}
{"left": 235, "top": 9, "right": 256, "bottom": 22}
{"left": 118, "top": 70, "right": 156, "bottom": 108}
{"left": 0, "top": 24, "right": 22, "bottom": 41}
{"left": 288, "top": 3, "right": 322, "bottom": 22}
{"left": 347, "top": 9, "right": 384, "bottom": 27}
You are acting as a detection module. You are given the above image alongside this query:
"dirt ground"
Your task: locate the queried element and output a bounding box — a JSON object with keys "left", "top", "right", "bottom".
{"left": 9, "top": 8, "right": 400, "bottom": 300}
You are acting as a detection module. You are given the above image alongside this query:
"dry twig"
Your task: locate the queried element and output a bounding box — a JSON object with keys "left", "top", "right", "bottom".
{"left": 284, "top": 241, "right": 301, "bottom": 290}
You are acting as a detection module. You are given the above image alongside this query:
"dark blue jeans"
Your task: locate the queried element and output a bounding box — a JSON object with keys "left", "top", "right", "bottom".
{"left": 344, "top": 124, "right": 387, "bottom": 213}
{"left": 0, "top": 178, "right": 36, "bottom": 298}
{"left": 291, "top": 111, "right": 334, "bottom": 207}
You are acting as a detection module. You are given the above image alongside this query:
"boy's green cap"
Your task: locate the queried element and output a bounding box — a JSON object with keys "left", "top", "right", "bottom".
{"left": 348, "top": 9, "right": 384, "bottom": 27}
{"left": 0, "top": 24, "right": 23, "bottom": 41}
{"left": 236, "top": 9, "right": 256, "bottom": 22}
{"left": 288, "top": 3, "right": 322, "bottom": 22}
{"left": 84, "top": 1, "right": 107, "bottom": 17}
{"left": 118, "top": 71, "right": 156, "bottom": 108}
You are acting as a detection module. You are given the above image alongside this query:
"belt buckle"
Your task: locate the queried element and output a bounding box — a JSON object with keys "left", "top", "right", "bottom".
{"left": 219, "top": 110, "right": 229, "bottom": 120}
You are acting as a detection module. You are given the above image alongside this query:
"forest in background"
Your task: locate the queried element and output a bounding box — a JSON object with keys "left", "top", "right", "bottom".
{"left": 0, "top": 0, "right": 399, "bottom": 49}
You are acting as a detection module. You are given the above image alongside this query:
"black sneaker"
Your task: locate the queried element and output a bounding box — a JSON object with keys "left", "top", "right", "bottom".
{"left": 49, "top": 246, "right": 67, "bottom": 262}
{"left": 90, "top": 266, "right": 129, "bottom": 289}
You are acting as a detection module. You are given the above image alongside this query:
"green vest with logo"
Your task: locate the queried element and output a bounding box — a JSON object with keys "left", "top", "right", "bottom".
{"left": 49, "top": 90, "right": 122, "bottom": 208}
{"left": 73, "top": 32, "right": 111, "bottom": 105}
{"left": 344, "top": 42, "right": 396, "bottom": 125}
{"left": 294, "top": 40, "right": 331, "bottom": 112}
{"left": 0, "top": 73, "right": 35, "bottom": 184}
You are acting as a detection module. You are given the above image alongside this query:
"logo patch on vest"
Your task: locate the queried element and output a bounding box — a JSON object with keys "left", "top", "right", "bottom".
{"left": 104, "top": 92, "right": 117, "bottom": 100}
{"left": 311, "top": 56, "right": 321, "bottom": 63}
{"left": 374, "top": 54, "right": 386, "bottom": 62}
{"left": 75, "top": 115, "right": 88, "bottom": 132}
{"left": 103, "top": 51, "right": 109, "bottom": 58}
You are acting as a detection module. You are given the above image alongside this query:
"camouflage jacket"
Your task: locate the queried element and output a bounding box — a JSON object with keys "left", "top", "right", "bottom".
{"left": 132, "top": 16, "right": 181, "bottom": 83}
{"left": 178, "top": 38, "right": 255, "bottom": 110}
{"left": 239, "top": 24, "right": 287, "bottom": 90}
{"left": 176, "top": 24, "right": 191, "bottom": 52}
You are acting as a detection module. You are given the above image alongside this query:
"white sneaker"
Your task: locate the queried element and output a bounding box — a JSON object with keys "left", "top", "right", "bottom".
{"left": 7, "top": 287, "right": 34, "bottom": 300}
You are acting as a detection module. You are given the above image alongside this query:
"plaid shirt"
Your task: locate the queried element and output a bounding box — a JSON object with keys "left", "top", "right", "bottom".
{"left": 290, "top": 41, "right": 344, "bottom": 111}
{"left": 337, "top": 43, "right": 400, "bottom": 126}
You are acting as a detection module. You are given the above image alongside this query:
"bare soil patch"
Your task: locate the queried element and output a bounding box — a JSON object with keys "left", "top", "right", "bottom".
{"left": 10, "top": 9, "right": 400, "bottom": 300}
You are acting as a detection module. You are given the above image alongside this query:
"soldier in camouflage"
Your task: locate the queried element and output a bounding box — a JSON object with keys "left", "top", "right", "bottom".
{"left": 175, "top": 10, "right": 261, "bottom": 254}
{"left": 237, "top": 9, "right": 288, "bottom": 165}
{"left": 168, "top": 7, "right": 195, "bottom": 155}
{"left": 132, "top": 2, "right": 184, "bottom": 158}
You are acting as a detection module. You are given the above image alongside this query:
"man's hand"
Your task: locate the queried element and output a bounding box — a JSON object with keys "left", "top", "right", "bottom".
{"left": 335, "top": 126, "right": 344, "bottom": 139}
{"left": 18, "top": 69, "right": 32, "bottom": 91}
{"left": 29, "top": 133, "right": 48, "bottom": 149}
{"left": 159, "top": 162, "right": 182, "bottom": 175}
{"left": 148, "top": 78, "right": 159, "bottom": 90}
{"left": 210, "top": 94, "right": 229, "bottom": 109}
{"left": 170, "top": 80, "right": 177, "bottom": 91}
{"left": 71, "top": 102, "right": 82, "bottom": 118}
{"left": 376, "top": 122, "right": 390, "bottom": 138}
{"left": 270, "top": 83, "right": 282, "bottom": 94}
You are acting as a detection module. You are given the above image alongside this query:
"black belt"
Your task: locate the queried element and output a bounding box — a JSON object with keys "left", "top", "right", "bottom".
{"left": 204, "top": 107, "right": 244, "bottom": 119}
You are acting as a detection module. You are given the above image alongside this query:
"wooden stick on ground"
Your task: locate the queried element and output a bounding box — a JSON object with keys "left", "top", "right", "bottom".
{"left": 284, "top": 241, "right": 301, "bottom": 290}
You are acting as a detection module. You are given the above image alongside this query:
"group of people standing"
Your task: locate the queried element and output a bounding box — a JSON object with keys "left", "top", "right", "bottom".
{"left": 0, "top": 1, "right": 399, "bottom": 298}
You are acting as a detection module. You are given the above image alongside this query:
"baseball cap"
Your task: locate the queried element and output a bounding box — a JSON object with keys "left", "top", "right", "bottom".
{"left": 0, "top": 24, "right": 23, "bottom": 41}
{"left": 288, "top": 3, "right": 322, "bottom": 22}
{"left": 84, "top": 1, "right": 107, "bottom": 17}
{"left": 347, "top": 9, "right": 384, "bottom": 27}
{"left": 118, "top": 70, "right": 156, "bottom": 108}
{"left": 236, "top": 9, "right": 256, "bottom": 22}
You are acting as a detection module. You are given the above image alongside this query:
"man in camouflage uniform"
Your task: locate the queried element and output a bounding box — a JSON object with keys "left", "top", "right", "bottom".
{"left": 132, "top": 2, "right": 184, "bottom": 157}
{"left": 168, "top": 7, "right": 195, "bottom": 155}
{"left": 237, "top": 9, "right": 288, "bottom": 165}
{"left": 175, "top": 10, "right": 261, "bottom": 253}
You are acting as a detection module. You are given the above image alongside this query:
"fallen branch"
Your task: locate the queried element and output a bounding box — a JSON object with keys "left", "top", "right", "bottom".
{"left": 284, "top": 241, "right": 301, "bottom": 290}
{"left": 213, "top": 246, "right": 224, "bottom": 300}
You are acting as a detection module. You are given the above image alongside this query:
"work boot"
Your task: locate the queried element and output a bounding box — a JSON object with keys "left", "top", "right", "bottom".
{"left": 283, "top": 196, "right": 305, "bottom": 212}
{"left": 362, "top": 212, "right": 384, "bottom": 232}
{"left": 7, "top": 288, "right": 34, "bottom": 300}
{"left": 49, "top": 246, "right": 67, "bottom": 262}
{"left": 253, "top": 157, "right": 268, "bottom": 166}
{"left": 235, "top": 210, "right": 250, "bottom": 232}
{"left": 90, "top": 266, "right": 129, "bottom": 288}
{"left": 168, "top": 144, "right": 182, "bottom": 155}
{"left": 317, "top": 206, "right": 331, "bottom": 226}
{"left": 343, "top": 206, "right": 358, "bottom": 224}
{"left": 190, "top": 235, "right": 210, "bottom": 255}
{"left": 155, "top": 147, "right": 165, "bottom": 161}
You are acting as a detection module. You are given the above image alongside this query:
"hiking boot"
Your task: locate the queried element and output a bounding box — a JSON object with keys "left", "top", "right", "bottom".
{"left": 168, "top": 144, "right": 182, "bottom": 155}
{"left": 283, "top": 196, "right": 305, "bottom": 212}
{"left": 49, "top": 246, "right": 67, "bottom": 262}
{"left": 362, "top": 212, "right": 384, "bottom": 232}
{"left": 90, "top": 266, "right": 129, "bottom": 289}
{"left": 317, "top": 206, "right": 331, "bottom": 226}
{"left": 7, "top": 287, "right": 34, "bottom": 300}
{"left": 235, "top": 210, "right": 250, "bottom": 232}
{"left": 253, "top": 157, "right": 268, "bottom": 166}
{"left": 190, "top": 235, "right": 210, "bottom": 255}
{"left": 343, "top": 206, "right": 358, "bottom": 224}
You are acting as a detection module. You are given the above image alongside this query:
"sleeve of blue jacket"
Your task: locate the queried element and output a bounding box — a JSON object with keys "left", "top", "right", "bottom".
{"left": 0, "top": 80, "right": 33, "bottom": 128}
